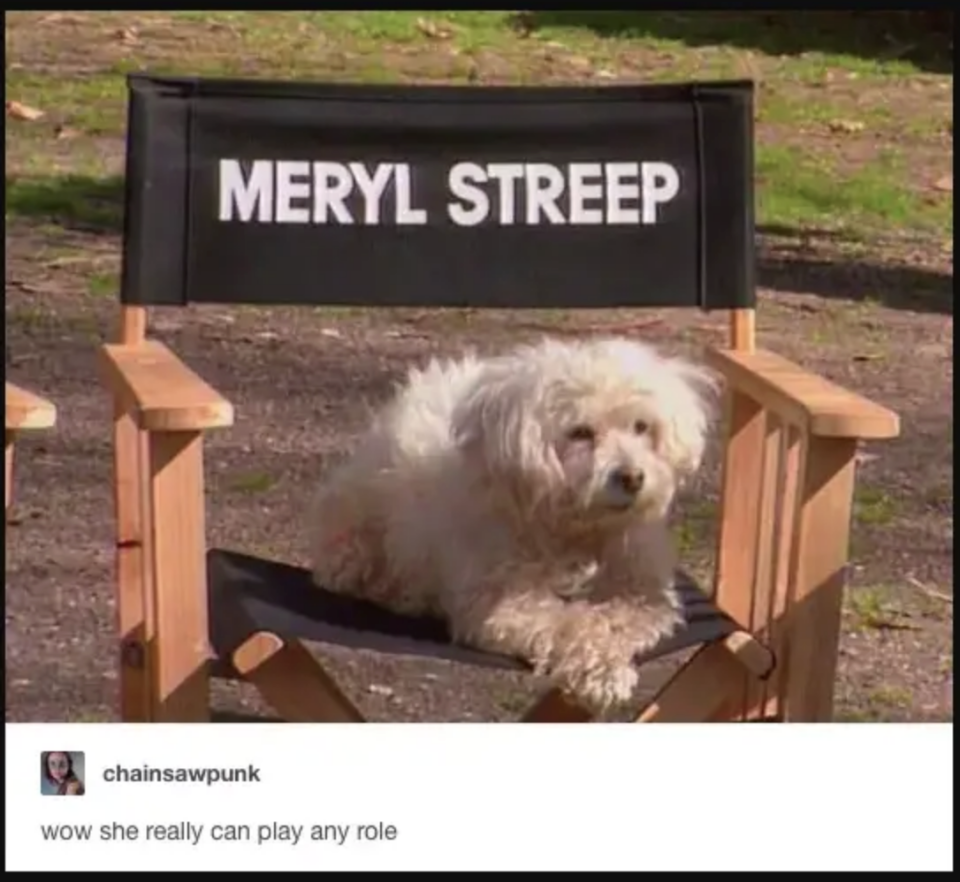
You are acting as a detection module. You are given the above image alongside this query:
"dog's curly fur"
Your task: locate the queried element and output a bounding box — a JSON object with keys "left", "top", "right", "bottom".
{"left": 310, "top": 336, "right": 718, "bottom": 712}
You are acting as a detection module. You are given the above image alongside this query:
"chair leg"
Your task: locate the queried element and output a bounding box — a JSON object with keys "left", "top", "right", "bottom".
{"left": 5, "top": 431, "right": 14, "bottom": 512}
{"left": 636, "top": 643, "right": 749, "bottom": 722}
{"left": 233, "top": 633, "right": 365, "bottom": 723}
{"left": 777, "top": 437, "right": 859, "bottom": 721}
{"left": 113, "top": 409, "right": 155, "bottom": 721}
{"left": 147, "top": 431, "right": 211, "bottom": 722}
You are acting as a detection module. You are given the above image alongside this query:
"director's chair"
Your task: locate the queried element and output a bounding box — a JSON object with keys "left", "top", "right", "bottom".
{"left": 101, "top": 74, "right": 899, "bottom": 723}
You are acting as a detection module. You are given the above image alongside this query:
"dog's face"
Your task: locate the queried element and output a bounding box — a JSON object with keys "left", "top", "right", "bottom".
{"left": 551, "top": 397, "right": 686, "bottom": 518}
{"left": 453, "top": 337, "right": 717, "bottom": 525}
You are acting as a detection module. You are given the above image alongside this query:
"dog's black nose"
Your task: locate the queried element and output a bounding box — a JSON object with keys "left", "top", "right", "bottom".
{"left": 610, "top": 468, "right": 644, "bottom": 496}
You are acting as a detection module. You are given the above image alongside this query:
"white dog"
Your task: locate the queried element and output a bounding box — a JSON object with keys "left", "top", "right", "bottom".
{"left": 309, "top": 336, "right": 718, "bottom": 712}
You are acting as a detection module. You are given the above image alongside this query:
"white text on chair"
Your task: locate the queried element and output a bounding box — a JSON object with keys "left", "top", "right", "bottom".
{"left": 217, "top": 158, "right": 682, "bottom": 227}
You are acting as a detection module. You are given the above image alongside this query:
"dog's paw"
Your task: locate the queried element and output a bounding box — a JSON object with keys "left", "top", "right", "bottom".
{"left": 554, "top": 656, "right": 640, "bottom": 713}
{"left": 544, "top": 633, "right": 640, "bottom": 712}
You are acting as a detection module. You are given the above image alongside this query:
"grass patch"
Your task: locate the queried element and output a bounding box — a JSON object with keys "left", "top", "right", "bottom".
{"left": 69, "top": 710, "right": 112, "bottom": 723}
{"left": 5, "top": 71, "right": 127, "bottom": 134}
{"left": 853, "top": 484, "right": 899, "bottom": 527}
{"left": 674, "top": 522, "right": 698, "bottom": 556}
{"left": 834, "top": 707, "right": 885, "bottom": 722}
{"left": 226, "top": 471, "right": 277, "bottom": 494}
{"left": 316, "top": 10, "right": 510, "bottom": 44}
{"left": 903, "top": 113, "right": 953, "bottom": 139}
{"left": 758, "top": 92, "right": 894, "bottom": 129}
{"left": 496, "top": 689, "right": 533, "bottom": 716}
{"left": 5, "top": 175, "right": 124, "bottom": 233}
{"left": 835, "top": 684, "right": 915, "bottom": 722}
{"left": 845, "top": 586, "right": 908, "bottom": 631}
{"left": 673, "top": 498, "right": 717, "bottom": 556}
{"left": 866, "top": 684, "right": 913, "bottom": 709}
{"left": 87, "top": 270, "right": 118, "bottom": 299}
{"left": 757, "top": 145, "right": 952, "bottom": 235}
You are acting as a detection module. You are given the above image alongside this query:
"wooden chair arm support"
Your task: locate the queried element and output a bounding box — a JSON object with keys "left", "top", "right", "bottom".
{"left": 100, "top": 341, "right": 234, "bottom": 432}
{"left": 6, "top": 382, "right": 56, "bottom": 431}
{"left": 721, "top": 630, "right": 775, "bottom": 680}
{"left": 706, "top": 348, "right": 900, "bottom": 441}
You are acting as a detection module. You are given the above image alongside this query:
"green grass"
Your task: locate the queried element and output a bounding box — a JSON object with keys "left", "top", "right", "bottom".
{"left": 5, "top": 72, "right": 128, "bottom": 134}
{"left": 837, "top": 683, "right": 917, "bottom": 721}
{"left": 845, "top": 585, "right": 908, "bottom": 631}
{"left": 673, "top": 498, "right": 718, "bottom": 556}
{"left": 834, "top": 708, "right": 879, "bottom": 722}
{"left": 853, "top": 484, "right": 899, "bottom": 527}
{"left": 757, "top": 145, "right": 952, "bottom": 234}
{"left": 226, "top": 471, "right": 277, "bottom": 494}
{"left": 5, "top": 175, "right": 124, "bottom": 232}
{"left": 866, "top": 684, "right": 913, "bottom": 709}
{"left": 310, "top": 10, "right": 510, "bottom": 43}
{"left": 87, "top": 270, "right": 118, "bottom": 298}
{"left": 69, "top": 710, "right": 112, "bottom": 723}
{"left": 758, "top": 93, "right": 896, "bottom": 130}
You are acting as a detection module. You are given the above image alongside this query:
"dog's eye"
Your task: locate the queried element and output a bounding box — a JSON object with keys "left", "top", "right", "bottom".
{"left": 567, "top": 425, "right": 596, "bottom": 443}
{"left": 633, "top": 420, "right": 650, "bottom": 436}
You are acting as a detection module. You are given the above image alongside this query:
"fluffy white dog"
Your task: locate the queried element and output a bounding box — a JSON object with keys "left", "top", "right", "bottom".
{"left": 309, "top": 336, "right": 718, "bottom": 712}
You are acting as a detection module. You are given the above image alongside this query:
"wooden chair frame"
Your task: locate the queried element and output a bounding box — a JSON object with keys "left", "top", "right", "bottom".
{"left": 6, "top": 383, "right": 57, "bottom": 513}
{"left": 100, "top": 304, "right": 899, "bottom": 723}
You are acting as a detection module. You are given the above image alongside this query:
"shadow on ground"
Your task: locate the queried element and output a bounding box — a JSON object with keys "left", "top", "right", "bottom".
{"left": 758, "top": 254, "right": 952, "bottom": 314}
{"left": 516, "top": 11, "right": 954, "bottom": 75}
{"left": 757, "top": 225, "right": 953, "bottom": 315}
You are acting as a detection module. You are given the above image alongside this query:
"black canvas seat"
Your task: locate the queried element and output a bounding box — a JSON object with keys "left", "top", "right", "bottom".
{"left": 206, "top": 548, "right": 740, "bottom": 679}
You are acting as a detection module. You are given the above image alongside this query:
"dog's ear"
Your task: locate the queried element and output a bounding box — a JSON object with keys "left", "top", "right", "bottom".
{"left": 658, "top": 359, "right": 720, "bottom": 477}
{"left": 452, "top": 364, "right": 559, "bottom": 507}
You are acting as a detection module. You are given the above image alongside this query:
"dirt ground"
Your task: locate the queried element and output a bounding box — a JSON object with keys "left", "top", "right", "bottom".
{"left": 4, "top": 12, "right": 953, "bottom": 723}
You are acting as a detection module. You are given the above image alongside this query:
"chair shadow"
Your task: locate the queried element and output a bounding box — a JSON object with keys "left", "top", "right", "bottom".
{"left": 757, "top": 225, "right": 953, "bottom": 315}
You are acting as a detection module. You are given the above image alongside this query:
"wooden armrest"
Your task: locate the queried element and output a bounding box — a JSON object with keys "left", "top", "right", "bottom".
{"left": 6, "top": 382, "right": 56, "bottom": 431}
{"left": 706, "top": 348, "right": 900, "bottom": 441}
{"left": 100, "top": 341, "right": 234, "bottom": 432}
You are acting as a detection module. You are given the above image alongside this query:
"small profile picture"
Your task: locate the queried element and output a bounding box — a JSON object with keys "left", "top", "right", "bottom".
{"left": 40, "top": 751, "right": 86, "bottom": 796}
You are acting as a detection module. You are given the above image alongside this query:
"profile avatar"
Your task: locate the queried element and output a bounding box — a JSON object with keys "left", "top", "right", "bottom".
{"left": 41, "top": 751, "right": 85, "bottom": 796}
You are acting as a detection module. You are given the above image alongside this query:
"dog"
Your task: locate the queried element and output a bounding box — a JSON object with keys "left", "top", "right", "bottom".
{"left": 309, "top": 336, "right": 718, "bottom": 713}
